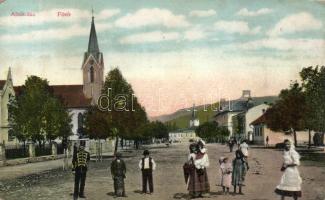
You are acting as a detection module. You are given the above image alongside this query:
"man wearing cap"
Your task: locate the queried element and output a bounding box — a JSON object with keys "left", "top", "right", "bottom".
{"left": 72, "top": 140, "right": 90, "bottom": 200}
{"left": 139, "top": 150, "right": 156, "bottom": 194}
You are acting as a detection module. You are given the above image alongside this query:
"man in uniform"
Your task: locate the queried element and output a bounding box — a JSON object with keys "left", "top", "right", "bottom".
{"left": 72, "top": 140, "right": 90, "bottom": 200}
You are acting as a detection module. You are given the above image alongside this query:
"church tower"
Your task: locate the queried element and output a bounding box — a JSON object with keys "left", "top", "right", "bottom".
{"left": 189, "top": 104, "right": 200, "bottom": 128}
{"left": 82, "top": 12, "right": 104, "bottom": 104}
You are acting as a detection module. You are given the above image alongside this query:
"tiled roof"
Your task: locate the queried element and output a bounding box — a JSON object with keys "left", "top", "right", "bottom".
{"left": 250, "top": 114, "right": 266, "bottom": 126}
{"left": 0, "top": 80, "right": 6, "bottom": 90}
{"left": 14, "top": 85, "right": 91, "bottom": 108}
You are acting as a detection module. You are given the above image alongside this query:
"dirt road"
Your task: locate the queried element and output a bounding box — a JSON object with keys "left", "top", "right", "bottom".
{"left": 0, "top": 143, "right": 324, "bottom": 200}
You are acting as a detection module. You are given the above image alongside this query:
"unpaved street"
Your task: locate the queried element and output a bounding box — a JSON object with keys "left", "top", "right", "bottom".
{"left": 0, "top": 143, "right": 325, "bottom": 200}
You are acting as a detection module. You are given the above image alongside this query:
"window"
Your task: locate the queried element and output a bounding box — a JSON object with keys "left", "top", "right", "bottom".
{"left": 78, "top": 113, "right": 83, "bottom": 129}
{"left": 90, "top": 66, "right": 94, "bottom": 83}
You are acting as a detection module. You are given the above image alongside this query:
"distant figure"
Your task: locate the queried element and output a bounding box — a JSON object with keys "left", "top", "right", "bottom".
{"left": 220, "top": 157, "right": 232, "bottom": 195}
{"left": 72, "top": 140, "right": 90, "bottom": 200}
{"left": 228, "top": 138, "right": 235, "bottom": 152}
{"left": 266, "top": 136, "right": 269, "bottom": 147}
{"left": 275, "top": 139, "right": 302, "bottom": 200}
{"left": 139, "top": 150, "right": 156, "bottom": 194}
{"left": 232, "top": 150, "right": 248, "bottom": 195}
{"left": 110, "top": 152, "right": 126, "bottom": 197}
{"left": 239, "top": 140, "right": 249, "bottom": 157}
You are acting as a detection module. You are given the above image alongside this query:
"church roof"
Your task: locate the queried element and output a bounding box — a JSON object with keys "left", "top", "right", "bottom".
{"left": 0, "top": 80, "right": 6, "bottom": 90}
{"left": 14, "top": 85, "right": 92, "bottom": 108}
{"left": 87, "top": 16, "right": 99, "bottom": 54}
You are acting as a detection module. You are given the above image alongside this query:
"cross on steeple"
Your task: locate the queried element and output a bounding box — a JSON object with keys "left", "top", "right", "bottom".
{"left": 91, "top": 7, "right": 94, "bottom": 19}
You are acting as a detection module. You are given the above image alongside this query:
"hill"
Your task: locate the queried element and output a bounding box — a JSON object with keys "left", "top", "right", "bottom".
{"left": 151, "top": 96, "right": 278, "bottom": 129}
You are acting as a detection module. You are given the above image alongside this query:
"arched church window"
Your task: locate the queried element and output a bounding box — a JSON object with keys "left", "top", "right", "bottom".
{"left": 90, "top": 66, "right": 94, "bottom": 83}
{"left": 78, "top": 113, "right": 83, "bottom": 129}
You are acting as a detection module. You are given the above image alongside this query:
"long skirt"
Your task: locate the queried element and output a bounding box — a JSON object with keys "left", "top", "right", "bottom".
{"left": 113, "top": 176, "right": 125, "bottom": 196}
{"left": 275, "top": 167, "right": 302, "bottom": 197}
{"left": 188, "top": 168, "right": 210, "bottom": 195}
{"left": 232, "top": 159, "right": 246, "bottom": 186}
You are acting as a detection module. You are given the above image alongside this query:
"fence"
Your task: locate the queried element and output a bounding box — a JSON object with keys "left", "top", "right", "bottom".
{"left": 35, "top": 144, "right": 52, "bottom": 157}
{"left": 5, "top": 144, "right": 29, "bottom": 159}
{"left": 57, "top": 143, "right": 65, "bottom": 155}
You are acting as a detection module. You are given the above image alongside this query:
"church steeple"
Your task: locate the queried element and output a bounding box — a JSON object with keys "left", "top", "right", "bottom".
{"left": 82, "top": 9, "right": 104, "bottom": 104}
{"left": 87, "top": 11, "right": 99, "bottom": 53}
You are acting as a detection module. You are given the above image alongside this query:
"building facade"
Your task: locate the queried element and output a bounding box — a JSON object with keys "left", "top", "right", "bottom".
{"left": 0, "top": 14, "right": 104, "bottom": 144}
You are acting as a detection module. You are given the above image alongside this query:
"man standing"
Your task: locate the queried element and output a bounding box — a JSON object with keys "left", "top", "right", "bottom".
{"left": 72, "top": 140, "right": 90, "bottom": 200}
{"left": 139, "top": 150, "right": 156, "bottom": 194}
{"left": 110, "top": 152, "right": 127, "bottom": 197}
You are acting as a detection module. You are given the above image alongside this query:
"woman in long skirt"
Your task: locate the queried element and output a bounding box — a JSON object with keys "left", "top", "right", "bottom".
{"left": 275, "top": 139, "right": 302, "bottom": 200}
{"left": 110, "top": 152, "right": 126, "bottom": 197}
{"left": 232, "top": 150, "right": 247, "bottom": 194}
{"left": 186, "top": 142, "right": 210, "bottom": 198}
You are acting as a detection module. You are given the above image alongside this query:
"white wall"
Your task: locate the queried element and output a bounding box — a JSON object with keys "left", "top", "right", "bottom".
{"left": 245, "top": 104, "right": 269, "bottom": 140}
{"left": 69, "top": 108, "right": 87, "bottom": 140}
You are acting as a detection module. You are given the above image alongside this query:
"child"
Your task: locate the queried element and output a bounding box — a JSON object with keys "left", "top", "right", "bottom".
{"left": 220, "top": 157, "right": 232, "bottom": 195}
{"left": 218, "top": 157, "right": 225, "bottom": 186}
{"left": 232, "top": 150, "right": 248, "bottom": 195}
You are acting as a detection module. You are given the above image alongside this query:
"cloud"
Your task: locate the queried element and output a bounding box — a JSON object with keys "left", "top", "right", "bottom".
{"left": 184, "top": 29, "right": 207, "bottom": 41}
{"left": 115, "top": 8, "right": 190, "bottom": 29}
{"left": 0, "top": 8, "right": 119, "bottom": 27}
{"left": 96, "top": 9, "right": 121, "bottom": 20}
{"left": 0, "top": 23, "right": 112, "bottom": 42}
{"left": 238, "top": 38, "right": 325, "bottom": 53}
{"left": 119, "top": 31, "right": 180, "bottom": 44}
{"left": 214, "top": 20, "right": 261, "bottom": 35}
{"left": 268, "top": 12, "right": 322, "bottom": 37}
{"left": 236, "top": 8, "right": 273, "bottom": 17}
{"left": 189, "top": 9, "right": 216, "bottom": 17}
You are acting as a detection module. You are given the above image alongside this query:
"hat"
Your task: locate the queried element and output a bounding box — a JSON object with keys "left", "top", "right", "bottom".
{"left": 115, "top": 152, "right": 122, "bottom": 158}
{"left": 143, "top": 149, "right": 150, "bottom": 156}
{"left": 80, "top": 140, "right": 86, "bottom": 147}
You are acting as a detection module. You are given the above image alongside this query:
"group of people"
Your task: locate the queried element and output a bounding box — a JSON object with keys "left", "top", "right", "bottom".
{"left": 219, "top": 140, "right": 249, "bottom": 196}
{"left": 71, "top": 138, "right": 302, "bottom": 200}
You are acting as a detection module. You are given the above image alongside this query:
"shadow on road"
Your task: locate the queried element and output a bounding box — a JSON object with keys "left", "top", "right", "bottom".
{"left": 133, "top": 190, "right": 142, "bottom": 194}
{"left": 173, "top": 193, "right": 189, "bottom": 199}
{"left": 106, "top": 192, "right": 115, "bottom": 196}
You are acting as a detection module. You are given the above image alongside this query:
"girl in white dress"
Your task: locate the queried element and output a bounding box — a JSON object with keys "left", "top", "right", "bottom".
{"left": 275, "top": 139, "right": 302, "bottom": 200}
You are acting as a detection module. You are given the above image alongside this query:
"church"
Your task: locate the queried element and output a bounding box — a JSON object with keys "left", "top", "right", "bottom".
{"left": 0, "top": 14, "right": 104, "bottom": 144}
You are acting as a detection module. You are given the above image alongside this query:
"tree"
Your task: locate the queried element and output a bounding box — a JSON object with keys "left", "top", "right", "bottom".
{"left": 195, "top": 121, "right": 219, "bottom": 142}
{"left": 8, "top": 76, "right": 72, "bottom": 146}
{"left": 101, "top": 68, "right": 148, "bottom": 153}
{"left": 84, "top": 106, "right": 112, "bottom": 140}
{"left": 265, "top": 82, "right": 307, "bottom": 146}
{"left": 300, "top": 66, "right": 325, "bottom": 133}
{"left": 84, "top": 106, "right": 112, "bottom": 161}
{"left": 43, "top": 97, "right": 72, "bottom": 142}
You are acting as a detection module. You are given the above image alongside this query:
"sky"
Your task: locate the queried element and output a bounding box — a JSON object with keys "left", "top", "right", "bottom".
{"left": 0, "top": 0, "right": 324, "bottom": 117}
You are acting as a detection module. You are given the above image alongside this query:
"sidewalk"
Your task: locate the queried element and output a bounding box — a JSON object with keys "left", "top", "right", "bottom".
{"left": 0, "top": 158, "right": 67, "bottom": 180}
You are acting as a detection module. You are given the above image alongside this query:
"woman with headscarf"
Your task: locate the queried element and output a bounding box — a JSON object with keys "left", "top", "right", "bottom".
{"left": 275, "top": 139, "right": 302, "bottom": 200}
{"left": 232, "top": 149, "right": 248, "bottom": 194}
{"left": 185, "top": 141, "right": 210, "bottom": 198}
{"left": 110, "top": 152, "right": 126, "bottom": 197}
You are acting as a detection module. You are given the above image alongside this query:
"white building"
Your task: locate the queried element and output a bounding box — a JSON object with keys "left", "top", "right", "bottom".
{"left": 232, "top": 103, "right": 269, "bottom": 141}
{"left": 169, "top": 129, "right": 197, "bottom": 143}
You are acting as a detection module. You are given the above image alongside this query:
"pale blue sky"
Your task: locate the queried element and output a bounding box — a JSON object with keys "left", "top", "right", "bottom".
{"left": 0, "top": 0, "right": 324, "bottom": 116}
